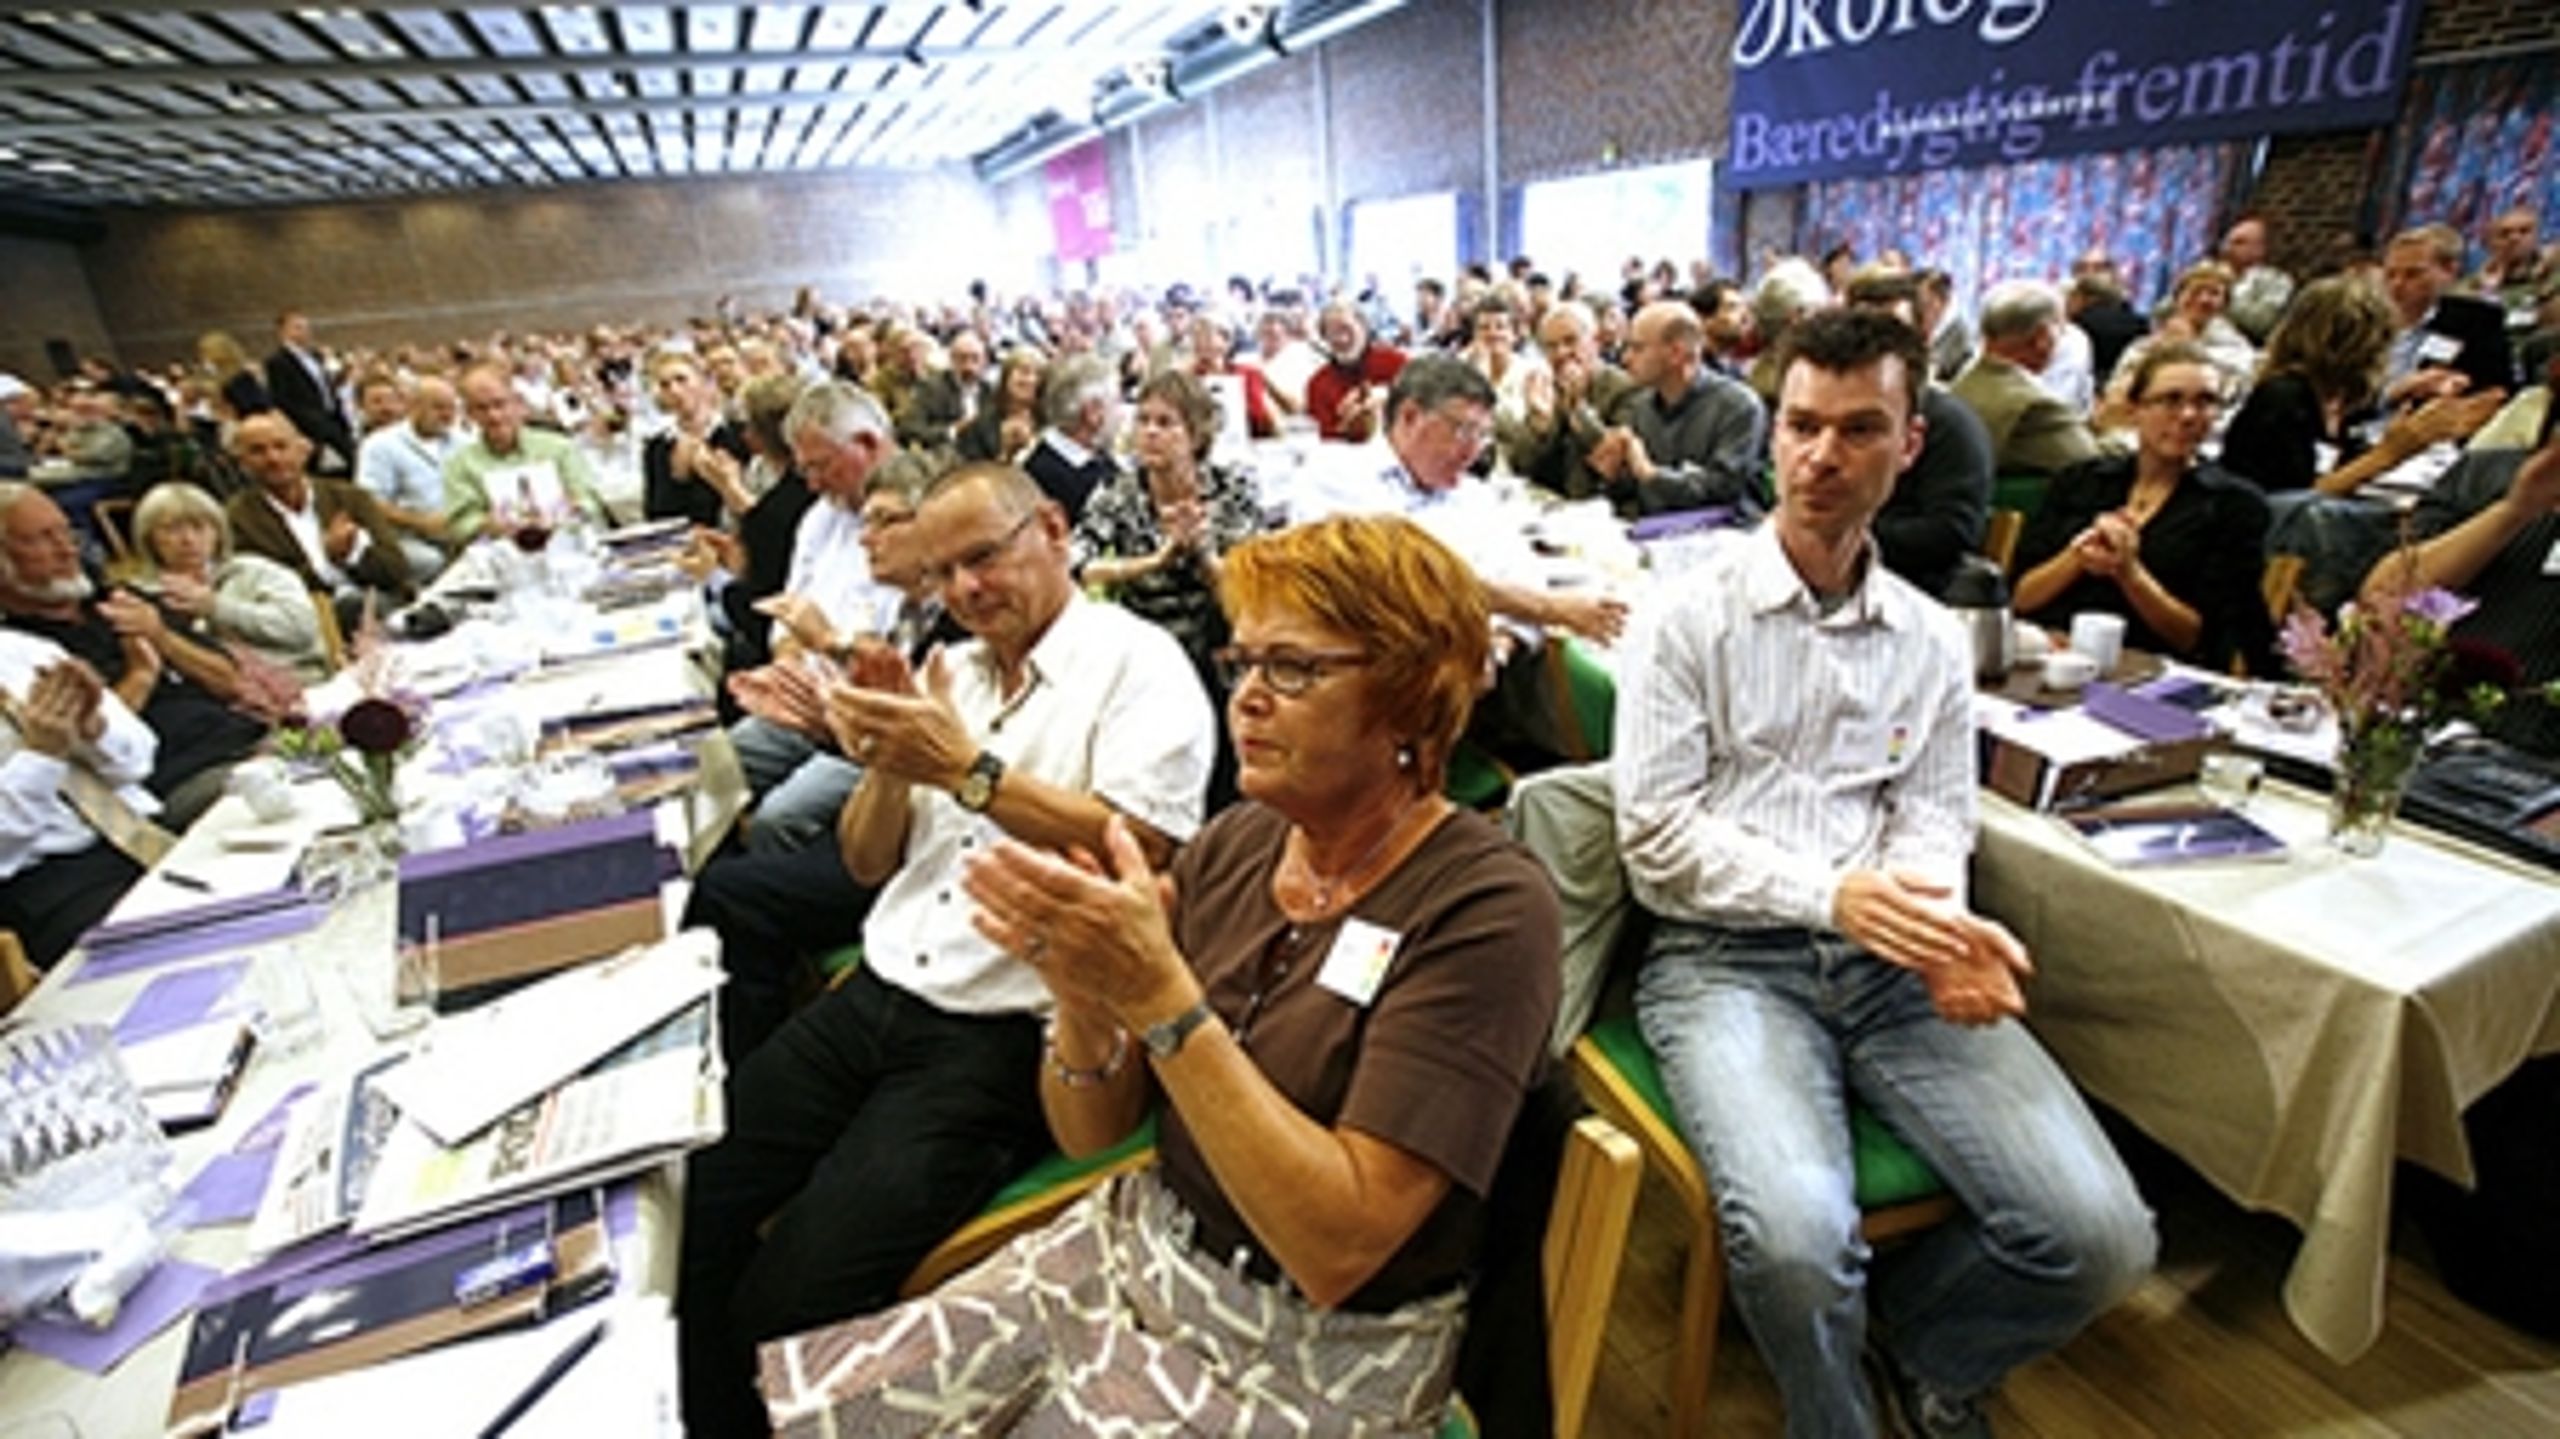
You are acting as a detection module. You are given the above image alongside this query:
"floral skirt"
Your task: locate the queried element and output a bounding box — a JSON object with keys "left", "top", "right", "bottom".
{"left": 757, "top": 1169, "right": 1466, "bottom": 1437}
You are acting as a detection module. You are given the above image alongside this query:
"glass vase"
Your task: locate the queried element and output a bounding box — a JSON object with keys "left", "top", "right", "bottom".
{"left": 2327, "top": 719, "right": 2420, "bottom": 857}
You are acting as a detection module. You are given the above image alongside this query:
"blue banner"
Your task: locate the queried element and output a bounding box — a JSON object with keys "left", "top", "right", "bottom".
{"left": 1726, "top": 0, "right": 2422, "bottom": 186}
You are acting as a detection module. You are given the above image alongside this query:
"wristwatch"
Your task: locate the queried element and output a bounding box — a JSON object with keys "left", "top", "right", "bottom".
{"left": 955, "top": 750, "right": 1005, "bottom": 812}
{"left": 1141, "top": 1000, "right": 1214, "bottom": 1061}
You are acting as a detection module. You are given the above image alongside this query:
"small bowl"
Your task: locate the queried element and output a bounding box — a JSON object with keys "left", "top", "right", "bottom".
{"left": 2041, "top": 651, "right": 2100, "bottom": 691}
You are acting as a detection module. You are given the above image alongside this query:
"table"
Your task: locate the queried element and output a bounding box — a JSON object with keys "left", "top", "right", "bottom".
{"left": 0, "top": 629, "right": 736, "bottom": 1435}
{"left": 1972, "top": 783, "right": 2560, "bottom": 1362}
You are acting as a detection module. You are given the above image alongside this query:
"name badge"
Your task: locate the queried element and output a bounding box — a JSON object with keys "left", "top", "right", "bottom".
{"left": 2416, "top": 333, "right": 2462, "bottom": 366}
{"left": 2543, "top": 538, "right": 2560, "bottom": 578}
{"left": 1316, "top": 917, "right": 1402, "bottom": 1007}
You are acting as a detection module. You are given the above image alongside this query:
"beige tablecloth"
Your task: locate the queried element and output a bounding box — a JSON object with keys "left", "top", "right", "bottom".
{"left": 1974, "top": 785, "right": 2560, "bottom": 1362}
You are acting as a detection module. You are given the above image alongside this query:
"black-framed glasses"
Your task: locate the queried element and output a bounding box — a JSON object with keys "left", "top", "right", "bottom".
{"left": 922, "top": 511, "right": 1036, "bottom": 587}
{"left": 2140, "top": 390, "right": 2224, "bottom": 415}
{"left": 1212, "top": 646, "right": 1373, "bottom": 698}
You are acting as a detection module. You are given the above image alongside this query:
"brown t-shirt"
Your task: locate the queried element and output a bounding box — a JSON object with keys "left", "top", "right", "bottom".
{"left": 1157, "top": 801, "right": 1560, "bottom": 1309}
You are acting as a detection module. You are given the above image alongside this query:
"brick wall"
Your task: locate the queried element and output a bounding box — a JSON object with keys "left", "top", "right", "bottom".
{"left": 0, "top": 234, "right": 117, "bottom": 378}
{"left": 1498, "top": 0, "right": 1733, "bottom": 184}
{"left": 75, "top": 166, "right": 1028, "bottom": 367}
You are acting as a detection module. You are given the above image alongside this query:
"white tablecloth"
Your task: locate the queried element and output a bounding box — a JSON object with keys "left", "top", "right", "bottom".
{"left": 1973, "top": 784, "right": 2560, "bottom": 1361}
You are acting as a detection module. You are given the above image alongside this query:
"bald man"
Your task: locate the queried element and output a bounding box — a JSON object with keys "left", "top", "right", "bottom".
{"left": 355, "top": 374, "right": 464, "bottom": 582}
{"left": 1587, "top": 300, "right": 1767, "bottom": 517}
{"left": 225, "top": 413, "right": 413, "bottom": 623}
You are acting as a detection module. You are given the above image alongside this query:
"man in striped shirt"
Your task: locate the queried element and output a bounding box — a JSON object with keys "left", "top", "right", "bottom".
{"left": 1612, "top": 308, "right": 2154, "bottom": 1438}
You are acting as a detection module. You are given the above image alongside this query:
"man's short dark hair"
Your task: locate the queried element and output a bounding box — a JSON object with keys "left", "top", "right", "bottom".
{"left": 1774, "top": 308, "right": 1928, "bottom": 418}
{"left": 1417, "top": 277, "right": 1446, "bottom": 299}
{"left": 1386, "top": 353, "right": 1496, "bottom": 424}
{"left": 1688, "top": 278, "right": 1743, "bottom": 320}
{"left": 1842, "top": 268, "right": 1921, "bottom": 315}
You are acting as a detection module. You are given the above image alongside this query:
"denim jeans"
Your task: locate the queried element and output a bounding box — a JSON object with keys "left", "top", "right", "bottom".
{"left": 1635, "top": 922, "right": 2155, "bottom": 1439}
{"left": 729, "top": 715, "right": 862, "bottom": 854}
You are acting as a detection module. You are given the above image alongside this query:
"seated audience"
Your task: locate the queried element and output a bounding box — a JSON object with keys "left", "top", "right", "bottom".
{"left": 676, "top": 462, "right": 1215, "bottom": 1439}
{"left": 1589, "top": 300, "right": 1767, "bottom": 517}
{"left": 896, "top": 329, "right": 995, "bottom": 454}
{"left": 2016, "top": 342, "right": 2277, "bottom": 673}
{"left": 955, "top": 346, "right": 1047, "bottom": 465}
{"left": 1464, "top": 293, "right": 1548, "bottom": 442}
{"left": 755, "top": 513, "right": 1557, "bottom": 1436}
{"left": 2066, "top": 264, "right": 2148, "bottom": 387}
{"left": 0, "top": 632, "right": 161, "bottom": 968}
{"left": 0, "top": 376, "right": 29, "bottom": 479}
{"left": 2382, "top": 224, "right": 2518, "bottom": 408}
{"left": 1022, "top": 354, "right": 1121, "bottom": 522}
{"left": 1304, "top": 300, "right": 1407, "bottom": 442}
{"left": 355, "top": 374, "right": 464, "bottom": 582}
{"left": 1918, "top": 267, "right": 1975, "bottom": 382}
{"left": 0, "top": 485, "right": 262, "bottom": 829}
{"left": 1614, "top": 307, "right": 2153, "bottom": 1438}
{"left": 2224, "top": 275, "right": 2505, "bottom": 496}
{"left": 2470, "top": 207, "right": 2555, "bottom": 348}
{"left": 643, "top": 348, "right": 753, "bottom": 529}
{"left": 443, "top": 362, "right": 611, "bottom": 544}
{"left": 131, "top": 481, "right": 328, "bottom": 684}
{"left": 2358, "top": 365, "right": 2560, "bottom": 757}
{"left": 196, "top": 329, "right": 272, "bottom": 427}
{"left": 1950, "top": 280, "right": 2101, "bottom": 478}
{"left": 1507, "top": 300, "right": 1642, "bottom": 501}
{"left": 223, "top": 414, "right": 413, "bottom": 627}
{"left": 1691, "top": 276, "right": 1756, "bottom": 379}
{"left": 1746, "top": 258, "right": 1832, "bottom": 407}
{"left": 1249, "top": 306, "right": 1321, "bottom": 416}
{"left": 1186, "top": 314, "right": 1276, "bottom": 439}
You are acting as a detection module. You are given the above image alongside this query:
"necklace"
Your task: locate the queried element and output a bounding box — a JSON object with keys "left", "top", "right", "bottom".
{"left": 1286, "top": 796, "right": 1443, "bottom": 918}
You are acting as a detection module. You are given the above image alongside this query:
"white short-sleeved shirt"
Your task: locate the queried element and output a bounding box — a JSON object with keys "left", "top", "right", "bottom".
{"left": 783, "top": 497, "right": 904, "bottom": 640}
{"left": 862, "top": 594, "right": 1217, "bottom": 1015}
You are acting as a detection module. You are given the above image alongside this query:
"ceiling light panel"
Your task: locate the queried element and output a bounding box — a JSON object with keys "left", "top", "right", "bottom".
{"left": 465, "top": 8, "right": 548, "bottom": 59}
{"left": 747, "top": 5, "right": 810, "bottom": 55}
{"left": 209, "top": 9, "right": 334, "bottom": 62}
{"left": 540, "top": 5, "right": 613, "bottom": 56}
{"left": 383, "top": 9, "right": 476, "bottom": 59}
{"left": 115, "top": 13, "right": 258, "bottom": 64}
{"left": 686, "top": 7, "right": 742, "bottom": 55}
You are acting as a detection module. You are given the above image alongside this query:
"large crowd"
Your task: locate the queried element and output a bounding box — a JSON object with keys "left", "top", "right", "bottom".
{"left": 2, "top": 201, "right": 2556, "bottom": 1437}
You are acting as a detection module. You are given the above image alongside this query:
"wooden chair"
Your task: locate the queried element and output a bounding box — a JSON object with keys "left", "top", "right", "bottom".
{"left": 1, "top": 930, "right": 39, "bottom": 1015}
{"left": 309, "top": 589, "right": 347, "bottom": 672}
{"left": 1570, "top": 1019, "right": 1957, "bottom": 1438}
{"left": 2262, "top": 553, "right": 2306, "bottom": 623}
{"left": 898, "top": 1117, "right": 1162, "bottom": 1297}
{"left": 92, "top": 497, "right": 137, "bottom": 566}
{"left": 1543, "top": 636, "right": 1619, "bottom": 764}
{"left": 1981, "top": 506, "right": 2026, "bottom": 577}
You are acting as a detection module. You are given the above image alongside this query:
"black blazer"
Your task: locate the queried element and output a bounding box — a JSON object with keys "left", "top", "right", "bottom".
{"left": 1022, "top": 436, "right": 1116, "bottom": 523}
{"left": 263, "top": 348, "right": 357, "bottom": 472}
{"left": 2415, "top": 294, "right": 2517, "bottom": 398}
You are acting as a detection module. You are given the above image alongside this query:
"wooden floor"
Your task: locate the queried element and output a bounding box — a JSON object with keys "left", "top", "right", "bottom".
{"left": 1584, "top": 1126, "right": 2560, "bottom": 1437}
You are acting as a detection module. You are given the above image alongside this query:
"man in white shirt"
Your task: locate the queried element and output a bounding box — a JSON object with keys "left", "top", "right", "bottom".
{"left": 723, "top": 383, "right": 908, "bottom": 854}
{"left": 1613, "top": 308, "right": 2152, "bottom": 1437}
{"left": 0, "top": 630, "right": 159, "bottom": 967}
{"left": 678, "top": 461, "right": 1214, "bottom": 1439}
{"left": 354, "top": 374, "right": 464, "bottom": 583}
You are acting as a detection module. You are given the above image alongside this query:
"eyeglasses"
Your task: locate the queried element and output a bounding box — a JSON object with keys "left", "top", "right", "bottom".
{"left": 1212, "top": 646, "right": 1373, "bottom": 697}
{"left": 2140, "top": 391, "right": 2224, "bottom": 415}
{"left": 1434, "top": 409, "right": 1492, "bottom": 449}
{"left": 921, "top": 511, "right": 1036, "bottom": 587}
{"left": 859, "top": 503, "right": 915, "bottom": 530}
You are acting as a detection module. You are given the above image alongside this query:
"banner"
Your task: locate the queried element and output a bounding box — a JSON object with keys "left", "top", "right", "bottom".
{"left": 1727, "top": 0, "right": 2422, "bottom": 187}
{"left": 1044, "top": 139, "right": 1115, "bottom": 263}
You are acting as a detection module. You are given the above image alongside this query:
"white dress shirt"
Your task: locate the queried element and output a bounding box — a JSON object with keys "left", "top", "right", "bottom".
{"left": 0, "top": 629, "right": 161, "bottom": 879}
{"left": 264, "top": 488, "right": 366, "bottom": 590}
{"left": 861, "top": 593, "right": 1216, "bottom": 1015}
{"left": 783, "top": 497, "right": 903, "bottom": 640}
{"left": 1612, "top": 523, "right": 1977, "bottom": 932}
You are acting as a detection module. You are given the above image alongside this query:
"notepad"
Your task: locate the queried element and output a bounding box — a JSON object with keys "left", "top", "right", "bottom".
{"left": 2061, "top": 802, "right": 2289, "bottom": 868}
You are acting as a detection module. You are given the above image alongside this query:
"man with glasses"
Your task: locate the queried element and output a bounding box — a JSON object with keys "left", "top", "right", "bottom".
{"left": 1588, "top": 299, "right": 1767, "bottom": 518}
{"left": 441, "top": 362, "right": 610, "bottom": 544}
{"left": 1616, "top": 309, "right": 2153, "bottom": 1437}
{"left": 679, "top": 460, "right": 1215, "bottom": 1439}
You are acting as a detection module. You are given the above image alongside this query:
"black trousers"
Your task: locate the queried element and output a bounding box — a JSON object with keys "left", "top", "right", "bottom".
{"left": 0, "top": 840, "right": 143, "bottom": 969}
{"left": 681, "top": 838, "right": 876, "bottom": 1066}
{"left": 676, "top": 967, "right": 1049, "bottom": 1439}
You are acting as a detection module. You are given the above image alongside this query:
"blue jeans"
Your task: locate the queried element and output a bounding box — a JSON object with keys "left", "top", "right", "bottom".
{"left": 1636, "top": 923, "right": 2154, "bottom": 1439}
{"left": 730, "top": 716, "right": 863, "bottom": 854}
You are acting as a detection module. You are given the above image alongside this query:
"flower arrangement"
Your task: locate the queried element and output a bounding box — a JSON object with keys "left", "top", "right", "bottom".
{"left": 2281, "top": 585, "right": 2556, "bottom": 853}
{"left": 272, "top": 616, "right": 424, "bottom": 828}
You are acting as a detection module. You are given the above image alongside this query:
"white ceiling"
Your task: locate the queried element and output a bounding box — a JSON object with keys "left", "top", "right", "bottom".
{"left": 0, "top": 3, "right": 1327, "bottom": 209}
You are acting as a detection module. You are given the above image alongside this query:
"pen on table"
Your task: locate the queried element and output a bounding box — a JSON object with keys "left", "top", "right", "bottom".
{"left": 477, "top": 1317, "right": 609, "bottom": 1438}
{"left": 161, "top": 870, "right": 214, "bottom": 892}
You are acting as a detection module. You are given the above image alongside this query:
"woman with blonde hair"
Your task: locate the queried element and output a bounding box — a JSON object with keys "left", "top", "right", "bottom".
{"left": 129, "top": 480, "right": 328, "bottom": 683}
{"left": 194, "top": 330, "right": 270, "bottom": 422}
{"left": 2104, "top": 261, "right": 2258, "bottom": 419}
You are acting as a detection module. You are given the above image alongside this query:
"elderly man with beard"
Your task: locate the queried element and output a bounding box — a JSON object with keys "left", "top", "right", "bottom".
{"left": 0, "top": 484, "right": 262, "bottom": 831}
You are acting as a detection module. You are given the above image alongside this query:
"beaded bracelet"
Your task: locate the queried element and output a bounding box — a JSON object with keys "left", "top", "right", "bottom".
{"left": 1044, "top": 1024, "right": 1129, "bottom": 1088}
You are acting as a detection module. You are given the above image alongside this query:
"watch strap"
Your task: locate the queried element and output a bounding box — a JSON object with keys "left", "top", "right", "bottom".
{"left": 1141, "top": 1000, "right": 1214, "bottom": 1060}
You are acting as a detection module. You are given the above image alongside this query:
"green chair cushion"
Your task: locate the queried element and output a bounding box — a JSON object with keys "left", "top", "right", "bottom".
{"left": 1990, "top": 472, "right": 2050, "bottom": 521}
{"left": 1444, "top": 740, "right": 1510, "bottom": 810}
{"left": 1556, "top": 637, "right": 1617, "bottom": 761}
{"left": 1440, "top": 1398, "right": 1477, "bottom": 1437}
{"left": 1585, "top": 1013, "right": 1945, "bottom": 1208}
{"left": 816, "top": 944, "right": 865, "bottom": 982}
{"left": 983, "top": 1114, "right": 1160, "bottom": 1213}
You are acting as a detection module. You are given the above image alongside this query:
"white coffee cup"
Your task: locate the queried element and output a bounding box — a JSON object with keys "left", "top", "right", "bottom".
{"left": 2041, "top": 650, "right": 2100, "bottom": 691}
{"left": 2012, "top": 622, "right": 2052, "bottom": 661}
{"left": 227, "top": 757, "right": 297, "bottom": 823}
{"left": 2069, "top": 612, "right": 2127, "bottom": 675}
